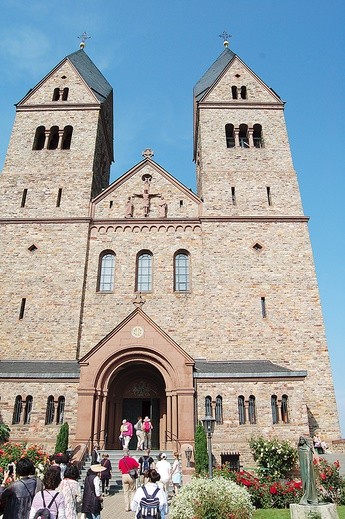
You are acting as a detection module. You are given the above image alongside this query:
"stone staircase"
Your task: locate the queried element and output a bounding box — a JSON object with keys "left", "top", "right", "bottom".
{"left": 80, "top": 450, "right": 174, "bottom": 492}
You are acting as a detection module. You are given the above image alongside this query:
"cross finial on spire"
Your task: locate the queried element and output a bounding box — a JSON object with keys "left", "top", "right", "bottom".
{"left": 142, "top": 148, "right": 154, "bottom": 159}
{"left": 219, "top": 31, "right": 232, "bottom": 48}
{"left": 78, "top": 32, "right": 91, "bottom": 49}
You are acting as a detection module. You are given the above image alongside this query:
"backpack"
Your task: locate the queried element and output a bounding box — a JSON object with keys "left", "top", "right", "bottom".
{"left": 143, "top": 420, "right": 151, "bottom": 433}
{"left": 138, "top": 486, "right": 160, "bottom": 517}
{"left": 142, "top": 456, "right": 151, "bottom": 472}
{"left": 33, "top": 491, "right": 59, "bottom": 519}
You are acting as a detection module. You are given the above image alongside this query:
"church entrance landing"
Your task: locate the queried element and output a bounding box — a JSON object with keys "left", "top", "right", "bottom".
{"left": 75, "top": 308, "right": 195, "bottom": 452}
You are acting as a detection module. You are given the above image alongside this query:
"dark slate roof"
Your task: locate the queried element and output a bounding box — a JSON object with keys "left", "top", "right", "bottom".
{"left": 194, "top": 360, "right": 307, "bottom": 379}
{"left": 194, "top": 48, "right": 236, "bottom": 102}
{"left": 0, "top": 361, "right": 80, "bottom": 379}
{"left": 67, "top": 49, "right": 113, "bottom": 102}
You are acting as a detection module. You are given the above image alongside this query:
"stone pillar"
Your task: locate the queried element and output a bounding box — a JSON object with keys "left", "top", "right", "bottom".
{"left": 166, "top": 393, "right": 172, "bottom": 449}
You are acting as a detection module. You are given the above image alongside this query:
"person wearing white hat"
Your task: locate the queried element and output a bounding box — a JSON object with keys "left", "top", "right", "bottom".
{"left": 81, "top": 464, "right": 106, "bottom": 519}
{"left": 142, "top": 416, "right": 153, "bottom": 449}
{"left": 155, "top": 453, "right": 171, "bottom": 497}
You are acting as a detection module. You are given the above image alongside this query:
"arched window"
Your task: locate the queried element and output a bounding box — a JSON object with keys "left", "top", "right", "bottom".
{"left": 174, "top": 251, "right": 190, "bottom": 292}
{"left": 52, "top": 88, "right": 60, "bottom": 101}
{"left": 56, "top": 396, "right": 65, "bottom": 425}
{"left": 253, "top": 124, "right": 263, "bottom": 148}
{"left": 45, "top": 395, "right": 55, "bottom": 425}
{"left": 281, "top": 394, "right": 289, "bottom": 423}
{"left": 97, "top": 251, "right": 115, "bottom": 292}
{"left": 239, "top": 124, "right": 249, "bottom": 148}
{"left": 238, "top": 395, "right": 246, "bottom": 425}
{"left": 205, "top": 395, "right": 212, "bottom": 417}
{"left": 61, "top": 125, "right": 73, "bottom": 150}
{"left": 62, "top": 87, "right": 69, "bottom": 101}
{"left": 32, "top": 126, "right": 46, "bottom": 150}
{"left": 240, "top": 86, "right": 247, "bottom": 99}
{"left": 271, "top": 395, "right": 279, "bottom": 424}
{"left": 215, "top": 395, "right": 223, "bottom": 425}
{"left": 24, "top": 395, "right": 33, "bottom": 424}
{"left": 248, "top": 395, "right": 256, "bottom": 424}
{"left": 225, "top": 124, "right": 235, "bottom": 148}
{"left": 12, "top": 395, "right": 22, "bottom": 424}
{"left": 231, "top": 86, "right": 238, "bottom": 99}
{"left": 47, "top": 126, "right": 59, "bottom": 150}
{"left": 136, "top": 251, "right": 153, "bottom": 292}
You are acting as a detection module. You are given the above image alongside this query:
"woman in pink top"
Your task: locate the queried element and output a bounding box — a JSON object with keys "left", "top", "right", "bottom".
{"left": 29, "top": 467, "right": 65, "bottom": 519}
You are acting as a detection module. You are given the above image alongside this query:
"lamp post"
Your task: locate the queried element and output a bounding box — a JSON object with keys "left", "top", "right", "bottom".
{"left": 201, "top": 415, "right": 216, "bottom": 478}
{"left": 185, "top": 446, "right": 193, "bottom": 467}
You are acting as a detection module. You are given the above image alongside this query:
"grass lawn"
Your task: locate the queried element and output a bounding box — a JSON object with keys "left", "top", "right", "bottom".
{"left": 253, "top": 505, "right": 345, "bottom": 518}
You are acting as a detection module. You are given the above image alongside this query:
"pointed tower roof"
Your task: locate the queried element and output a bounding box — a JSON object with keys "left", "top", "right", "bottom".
{"left": 194, "top": 47, "right": 235, "bottom": 102}
{"left": 66, "top": 49, "right": 112, "bottom": 102}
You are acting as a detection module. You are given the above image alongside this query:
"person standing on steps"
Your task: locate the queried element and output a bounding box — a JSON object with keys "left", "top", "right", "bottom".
{"left": 155, "top": 453, "right": 171, "bottom": 497}
{"left": 142, "top": 416, "right": 153, "bottom": 449}
{"left": 118, "top": 449, "right": 139, "bottom": 512}
{"left": 138, "top": 449, "right": 155, "bottom": 485}
{"left": 119, "top": 419, "right": 133, "bottom": 450}
{"left": 100, "top": 453, "right": 112, "bottom": 496}
{"left": 134, "top": 416, "right": 144, "bottom": 450}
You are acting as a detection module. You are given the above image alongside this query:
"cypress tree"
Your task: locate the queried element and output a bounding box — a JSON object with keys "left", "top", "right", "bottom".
{"left": 55, "top": 422, "right": 69, "bottom": 454}
{"left": 194, "top": 422, "right": 208, "bottom": 474}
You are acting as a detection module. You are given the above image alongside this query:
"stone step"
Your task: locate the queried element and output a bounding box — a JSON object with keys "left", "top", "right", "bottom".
{"left": 80, "top": 450, "right": 175, "bottom": 491}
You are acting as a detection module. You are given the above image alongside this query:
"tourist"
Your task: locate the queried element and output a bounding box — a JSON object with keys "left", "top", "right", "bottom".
{"left": 171, "top": 451, "right": 182, "bottom": 495}
{"left": 155, "top": 453, "right": 171, "bottom": 496}
{"left": 91, "top": 444, "right": 101, "bottom": 464}
{"left": 134, "top": 416, "right": 144, "bottom": 450}
{"left": 58, "top": 464, "right": 81, "bottom": 519}
{"left": 138, "top": 449, "right": 155, "bottom": 484}
{"left": 0, "top": 457, "right": 42, "bottom": 519}
{"left": 119, "top": 418, "right": 133, "bottom": 449}
{"left": 29, "top": 466, "right": 66, "bottom": 518}
{"left": 81, "top": 464, "right": 105, "bottom": 519}
{"left": 131, "top": 468, "right": 167, "bottom": 519}
{"left": 142, "top": 416, "right": 153, "bottom": 449}
{"left": 118, "top": 449, "right": 139, "bottom": 512}
{"left": 100, "top": 453, "right": 112, "bottom": 496}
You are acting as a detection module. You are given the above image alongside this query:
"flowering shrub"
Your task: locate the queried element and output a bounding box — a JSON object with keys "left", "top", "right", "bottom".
{"left": 313, "top": 457, "right": 345, "bottom": 504}
{"left": 0, "top": 442, "right": 49, "bottom": 484}
{"left": 214, "top": 467, "right": 303, "bottom": 509}
{"left": 249, "top": 436, "right": 298, "bottom": 480}
{"left": 169, "top": 476, "right": 254, "bottom": 519}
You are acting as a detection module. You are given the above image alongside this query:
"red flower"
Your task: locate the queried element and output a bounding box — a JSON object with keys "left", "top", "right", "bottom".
{"left": 320, "top": 473, "right": 327, "bottom": 481}
{"left": 270, "top": 484, "right": 278, "bottom": 494}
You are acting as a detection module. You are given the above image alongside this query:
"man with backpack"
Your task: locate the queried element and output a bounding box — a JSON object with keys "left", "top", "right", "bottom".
{"left": 131, "top": 468, "right": 167, "bottom": 519}
{"left": 138, "top": 449, "right": 155, "bottom": 484}
{"left": 142, "top": 416, "right": 153, "bottom": 449}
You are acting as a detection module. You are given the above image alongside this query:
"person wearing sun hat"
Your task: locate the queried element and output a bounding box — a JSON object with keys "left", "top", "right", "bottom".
{"left": 142, "top": 416, "right": 153, "bottom": 449}
{"left": 81, "top": 464, "right": 106, "bottom": 519}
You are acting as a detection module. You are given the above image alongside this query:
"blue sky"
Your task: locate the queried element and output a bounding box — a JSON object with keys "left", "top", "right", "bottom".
{"left": 0, "top": 0, "right": 344, "bottom": 435}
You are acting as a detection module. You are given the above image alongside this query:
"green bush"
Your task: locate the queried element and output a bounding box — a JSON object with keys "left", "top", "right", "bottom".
{"left": 249, "top": 436, "right": 298, "bottom": 480}
{"left": 194, "top": 422, "right": 208, "bottom": 475}
{"left": 0, "top": 423, "right": 10, "bottom": 444}
{"left": 0, "top": 443, "right": 49, "bottom": 483}
{"left": 170, "top": 476, "right": 254, "bottom": 519}
{"left": 55, "top": 422, "right": 69, "bottom": 454}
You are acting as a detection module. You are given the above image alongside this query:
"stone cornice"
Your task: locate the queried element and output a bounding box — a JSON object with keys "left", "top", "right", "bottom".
{"left": 0, "top": 215, "right": 309, "bottom": 225}
{"left": 16, "top": 104, "right": 101, "bottom": 112}
{"left": 199, "top": 102, "right": 284, "bottom": 110}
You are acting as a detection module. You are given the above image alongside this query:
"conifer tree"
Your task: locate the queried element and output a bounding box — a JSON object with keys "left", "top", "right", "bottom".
{"left": 55, "top": 422, "right": 69, "bottom": 454}
{"left": 194, "top": 422, "right": 208, "bottom": 474}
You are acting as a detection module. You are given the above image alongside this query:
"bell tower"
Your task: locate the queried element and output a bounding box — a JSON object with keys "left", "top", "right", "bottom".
{"left": 194, "top": 43, "right": 303, "bottom": 217}
{"left": 0, "top": 49, "right": 113, "bottom": 218}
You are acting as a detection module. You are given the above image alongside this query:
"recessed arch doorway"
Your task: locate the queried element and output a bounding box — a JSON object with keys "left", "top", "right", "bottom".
{"left": 106, "top": 362, "right": 165, "bottom": 449}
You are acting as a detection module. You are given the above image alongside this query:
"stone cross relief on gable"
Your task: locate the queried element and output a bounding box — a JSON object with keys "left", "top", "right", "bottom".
{"left": 124, "top": 175, "right": 168, "bottom": 218}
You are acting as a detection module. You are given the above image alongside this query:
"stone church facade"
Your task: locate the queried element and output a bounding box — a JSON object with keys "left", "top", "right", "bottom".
{"left": 0, "top": 45, "right": 340, "bottom": 464}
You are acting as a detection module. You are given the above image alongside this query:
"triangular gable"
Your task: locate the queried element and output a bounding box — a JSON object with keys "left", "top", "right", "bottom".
{"left": 196, "top": 52, "right": 283, "bottom": 105}
{"left": 91, "top": 157, "right": 201, "bottom": 220}
{"left": 79, "top": 306, "right": 195, "bottom": 366}
{"left": 17, "top": 50, "right": 112, "bottom": 107}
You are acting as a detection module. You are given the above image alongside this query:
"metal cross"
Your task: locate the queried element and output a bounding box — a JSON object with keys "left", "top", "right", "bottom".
{"left": 133, "top": 292, "right": 146, "bottom": 308}
{"left": 219, "top": 31, "right": 232, "bottom": 47}
{"left": 78, "top": 32, "right": 91, "bottom": 49}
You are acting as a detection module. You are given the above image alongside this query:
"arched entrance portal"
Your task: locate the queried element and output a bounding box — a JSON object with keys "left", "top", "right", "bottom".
{"left": 106, "top": 363, "right": 165, "bottom": 450}
{"left": 75, "top": 308, "right": 196, "bottom": 453}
